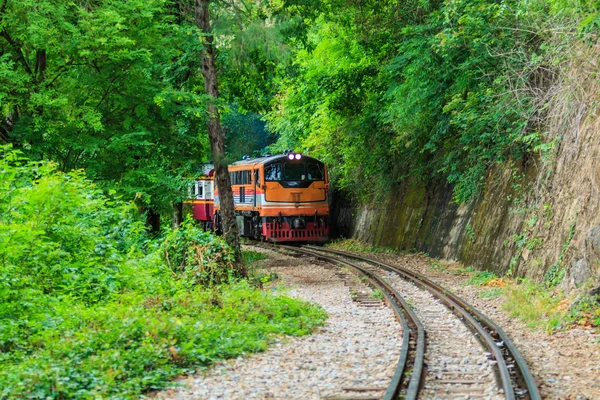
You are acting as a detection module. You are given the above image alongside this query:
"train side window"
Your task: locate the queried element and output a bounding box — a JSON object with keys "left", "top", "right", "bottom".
{"left": 254, "top": 170, "right": 260, "bottom": 185}
{"left": 196, "top": 182, "right": 204, "bottom": 199}
{"left": 307, "top": 163, "right": 324, "bottom": 181}
{"left": 265, "top": 163, "right": 281, "bottom": 181}
{"left": 206, "top": 181, "right": 213, "bottom": 199}
{"left": 231, "top": 170, "right": 252, "bottom": 185}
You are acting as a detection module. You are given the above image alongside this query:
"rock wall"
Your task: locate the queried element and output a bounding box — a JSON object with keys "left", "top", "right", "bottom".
{"left": 331, "top": 44, "right": 600, "bottom": 291}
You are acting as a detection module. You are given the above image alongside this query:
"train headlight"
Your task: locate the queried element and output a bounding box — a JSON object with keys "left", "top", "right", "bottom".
{"left": 295, "top": 153, "right": 302, "bottom": 160}
{"left": 288, "top": 154, "right": 294, "bottom": 160}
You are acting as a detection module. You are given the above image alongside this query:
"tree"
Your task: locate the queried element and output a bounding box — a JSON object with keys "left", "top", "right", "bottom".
{"left": 0, "top": 0, "right": 209, "bottom": 226}
{"left": 195, "top": 0, "right": 244, "bottom": 273}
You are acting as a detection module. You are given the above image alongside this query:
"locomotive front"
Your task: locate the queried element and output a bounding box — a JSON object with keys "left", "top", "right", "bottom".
{"left": 214, "top": 153, "right": 329, "bottom": 242}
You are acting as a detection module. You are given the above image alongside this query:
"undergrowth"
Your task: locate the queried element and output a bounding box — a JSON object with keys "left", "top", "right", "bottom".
{"left": 326, "top": 238, "right": 398, "bottom": 254}
{"left": 0, "top": 146, "right": 326, "bottom": 398}
{"left": 464, "top": 265, "right": 600, "bottom": 333}
{"left": 243, "top": 250, "right": 279, "bottom": 287}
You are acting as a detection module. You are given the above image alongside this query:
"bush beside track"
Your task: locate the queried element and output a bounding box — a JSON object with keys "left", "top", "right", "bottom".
{"left": 0, "top": 146, "right": 326, "bottom": 399}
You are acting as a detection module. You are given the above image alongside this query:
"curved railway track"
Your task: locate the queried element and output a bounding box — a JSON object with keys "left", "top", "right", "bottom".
{"left": 252, "top": 243, "right": 540, "bottom": 400}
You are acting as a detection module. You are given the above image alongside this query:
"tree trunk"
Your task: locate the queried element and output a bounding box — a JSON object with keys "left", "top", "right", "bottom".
{"left": 172, "top": 201, "right": 183, "bottom": 229}
{"left": 146, "top": 210, "right": 161, "bottom": 233}
{"left": 195, "top": 0, "right": 245, "bottom": 275}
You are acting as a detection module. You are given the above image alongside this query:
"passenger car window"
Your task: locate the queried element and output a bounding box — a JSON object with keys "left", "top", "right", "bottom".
{"left": 265, "top": 163, "right": 281, "bottom": 181}
{"left": 284, "top": 163, "right": 305, "bottom": 181}
{"left": 307, "top": 163, "right": 324, "bottom": 181}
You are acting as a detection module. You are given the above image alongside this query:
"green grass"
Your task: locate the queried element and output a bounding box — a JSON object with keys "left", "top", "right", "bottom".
{"left": 0, "top": 280, "right": 326, "bottom": 398}
{"left": 326, "top": 238, "right": 397, "bottom": 254}
{"left": 467, "top": 270, "right": 498, "bottom": 286}
{"left": 502, "top": 280, "right": 567, "bottom": 332}
{"left": 457, "top": 262, "right": 600, "bottom": 334}
{"left": 479, "top": 287, "right": 503, "bottom": 298}
{"left": 243, "top": 250, "right": 280, "bottom": 287}
{"left": 243, "top": 250, "right": 268, "bottom": 263}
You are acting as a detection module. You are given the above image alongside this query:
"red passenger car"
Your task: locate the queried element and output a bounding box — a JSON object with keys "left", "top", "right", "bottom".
{"left": 184, "top": 165, "right": 214, "bottom": 230}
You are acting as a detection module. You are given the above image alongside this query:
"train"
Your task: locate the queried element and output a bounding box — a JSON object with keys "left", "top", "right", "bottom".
{"left": 185, "top": 152, "right": 329, "bottom": 242}
{"left": 185, "top": 164, "right": 215, "bottom": 231}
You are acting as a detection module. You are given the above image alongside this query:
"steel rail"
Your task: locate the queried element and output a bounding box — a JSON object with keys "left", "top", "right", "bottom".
{"left": 308, "top": 246, "right": 541, "bottom": 400}
{"left": 283, "top": 245, "right": 426, "bottom": 400}
{"left": 260, "top": 243, "right": 425, "bottom": 400}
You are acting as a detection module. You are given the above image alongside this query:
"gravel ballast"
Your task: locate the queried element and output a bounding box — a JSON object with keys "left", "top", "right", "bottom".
{"left": 337, "top": 249, "right": 600, "bottom": 400}
{"left": 381, "top": 268, "right": 503, "bottom": 399}
{"left": 155, "top": 247, "right": 403, "bottom": 400}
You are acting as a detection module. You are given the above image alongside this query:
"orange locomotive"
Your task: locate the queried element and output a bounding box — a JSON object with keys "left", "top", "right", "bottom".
{"left": 214, "top": 152, "right": 329, "bottom": 242}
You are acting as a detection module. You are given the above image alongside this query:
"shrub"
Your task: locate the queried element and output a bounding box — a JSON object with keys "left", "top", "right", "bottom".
{"left": 160, "top": 218, "right": 236, "bottom": 285}
{"left": 0, "top": 145, "right": 146, "bottom": 353}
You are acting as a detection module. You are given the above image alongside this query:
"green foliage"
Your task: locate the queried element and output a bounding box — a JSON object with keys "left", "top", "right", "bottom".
{"left": 467, "top": 270, "right": 498, "bottom": 286}
{"left": 0, "top": 147, "right": 327, "bottom": 398}
{"left": 0, "top": 145, "right": 144, "bottom": 313}
{"left": 0, "top": 281, "right": 326, "bottom": 399}
{"left": 544, "top": 221, "right": 577, "bottom": 287}
{"left": 242, "top": 250, "right": 268, "bottom": 264}
{"left": 479, "top": 287, "right": 503, "bottom": 298}
{"left": 0, "top": 0, "right": 209, "bottom": 215}
{"left": 223, "top": 106, "right": 272, "bottom": 160}
{"left": 465, "top": 224, "right": 476, "bottom": 244}
{"left": 161, "top": 218, "right": 236, "bottom": 286}
{"left": 241, "top": 250, "right": 281, "bottom": 288}
{"left": 266, "top": 0, "right": 592, "bottom": 203}
{"left": 502, "top": 279, "right": 567, "bottom": 333}
{"left": 570, "top": 292, "right": 600, "bottom": 326}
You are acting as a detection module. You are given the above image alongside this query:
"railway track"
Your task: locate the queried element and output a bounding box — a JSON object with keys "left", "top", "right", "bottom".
{"left": 253, "top": 243, "right": 540, "bottom": 400}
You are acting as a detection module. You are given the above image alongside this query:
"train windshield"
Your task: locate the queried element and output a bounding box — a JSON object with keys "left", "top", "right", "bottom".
{"left": 284, "top": 163, "right": 305, "bottom": 181}
{"left": 265, "top": 159, "right": 325, "bottom": 182}
{"left": 306, "top": 163, "right": 324, "bottom": 181}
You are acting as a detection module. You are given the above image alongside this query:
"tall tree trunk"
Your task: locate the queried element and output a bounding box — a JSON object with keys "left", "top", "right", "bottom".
{"left": 172, "top": 201, "right": 183, "bottom": 229}
{"left": 195, "top": 0, "right": 245, "bottom": 275}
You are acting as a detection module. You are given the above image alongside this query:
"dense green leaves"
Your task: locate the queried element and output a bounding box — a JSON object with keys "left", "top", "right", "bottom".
{"left": 161, "top": 218, "right": 237, "bottom": 285}
{"left": 0, "top": 0, "right": 208, "bottom": 215}
{"left": 0, "top": 146, "right": 144, "bottom": 313}
{"left": 0, "top": 147, "right": 326, "bottom": 398}
{"left": 267, "top": 0, "right": 596, "bottom": 202}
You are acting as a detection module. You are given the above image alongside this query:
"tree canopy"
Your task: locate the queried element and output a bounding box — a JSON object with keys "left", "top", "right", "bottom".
{"left": 2, "top": 0, "right": 599, "bottom": 213}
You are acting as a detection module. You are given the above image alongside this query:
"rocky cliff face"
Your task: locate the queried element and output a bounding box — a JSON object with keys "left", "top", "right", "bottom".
{"left": 331, "top": 44, "right": 600, "bottom": 292}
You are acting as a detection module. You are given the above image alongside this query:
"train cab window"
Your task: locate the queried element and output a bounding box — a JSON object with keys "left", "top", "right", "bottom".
{"left": 284, "top": 163, "right": 305, "bottom": 181}
{"left": 265, "top": 163, "right": 281, "bottom": 181}
{"left": 307, "top": 163, "right": 324, "bottom": 181}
